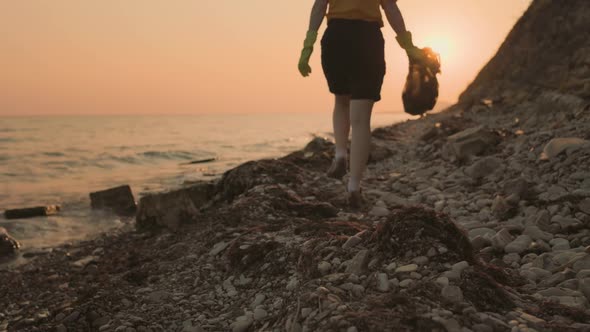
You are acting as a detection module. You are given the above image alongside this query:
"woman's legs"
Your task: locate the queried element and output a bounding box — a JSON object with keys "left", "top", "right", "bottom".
{"left": 327, "top": 94, "right": 350, "bottom": 179}
{"left": 348, "top": 99, "right": 374, "bottom": 193}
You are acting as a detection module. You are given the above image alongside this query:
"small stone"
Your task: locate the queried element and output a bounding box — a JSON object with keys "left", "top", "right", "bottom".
{"left": 345, "top": 250, "right": 370, "bottom": 275}
{"left": 492, "top": 228, "right": 514, "bottom": 251}
{"left": 251, "top": 294, "right": 266, "bottom": 308}
{"left": 395, "top": 264, "right": 418, "bottom": 273}
{"left": 505, "top": 235, "right": 533, "bottom": 254}
{"left": 369, "top": 205, "right": 389, "bottom": 217}
{"left": 209, "top": 241, "right": 229, "bottom": 256}
{"left": 347, "top": 327, "right": 359, "bottom": 332}
{"left": 342, "top": 236, "right": 362, "bottom": 249}
{"left": 231, "top": 316, "right": 253, "bottom": 332}
{"left": 385, "top": 262, "right": 397, "bottom": 272}
{"left": 56, "top": 325, "right": 67, "bottom": 332}
{"left": 523, "top": 226, "right": 553, "bottom": 242}
{"left": 442, "top": 285, "right": 464, "bottom": 303}
{"left": 286, "top": 278, "right": 299, "bottom": 291}
{"left": 452, "top": 261, "right": 469, "bottom": 274}
{"left": 436, "top": 277, "right": 449, "bottom": 287}
{"left": 253, "top": 308, "right": 268, "bottom": 321}
{"left": 399, "top": 279, "right": 414, "bottom": 288}
{"left": 146, "top": 291, "right": 172, "bottom": 303}
{"left": 318, "top": 261, "right": 332, "bottom": 275}
{"left": 550, "top": 238, "right": 570, "bottom": 251}
{"left": 376, "top": 273, "right": 389, "bottom": 292}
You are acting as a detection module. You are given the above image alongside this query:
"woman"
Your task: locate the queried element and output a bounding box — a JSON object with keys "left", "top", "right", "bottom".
{"left": 298, "top": 0, "right": 423, "bottom": 209}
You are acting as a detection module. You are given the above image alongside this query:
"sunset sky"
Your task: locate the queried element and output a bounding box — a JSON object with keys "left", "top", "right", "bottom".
{"left": 0, "top": 0, "right": 532, "bottom": 116}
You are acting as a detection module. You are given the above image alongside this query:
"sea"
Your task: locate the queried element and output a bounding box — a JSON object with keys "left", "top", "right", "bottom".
{"left": 0, "top": 112, "right": 411, "bottom": 252}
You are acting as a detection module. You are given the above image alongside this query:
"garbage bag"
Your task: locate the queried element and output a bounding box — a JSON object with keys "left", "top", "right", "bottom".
{"left": 402, "top": 47, "right": 441, "bottom": 116}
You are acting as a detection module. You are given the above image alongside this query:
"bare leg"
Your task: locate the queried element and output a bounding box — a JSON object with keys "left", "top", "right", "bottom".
{"left": 326, "top": 95, "right": 350, "bottom": 179}
{"left": 348, "top": 99, "right": 374, "bottom": 193}
{"left": 333, "top": 95, "right": 351, "bottom": 159}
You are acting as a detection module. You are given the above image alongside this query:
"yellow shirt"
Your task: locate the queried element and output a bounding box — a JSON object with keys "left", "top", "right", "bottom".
{"left": 327, "top": 0, "right": 383, "bottom": 27}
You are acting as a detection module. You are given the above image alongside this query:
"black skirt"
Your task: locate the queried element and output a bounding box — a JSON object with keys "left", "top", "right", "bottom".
{"left": 321, "top": 18, "right": 386, "bottom": 101}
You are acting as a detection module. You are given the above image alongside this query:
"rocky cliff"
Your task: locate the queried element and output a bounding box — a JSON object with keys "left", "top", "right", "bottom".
{"left": 460, "top": 0, "right": 590, "bottom": 105}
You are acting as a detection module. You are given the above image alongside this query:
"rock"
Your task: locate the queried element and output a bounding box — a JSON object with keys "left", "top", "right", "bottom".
{"left": 551, "top": 216, "right": 581, "bottom": 230}
{"left": 445, "top": 126, "right": 501, "bottom": 161}
{"left": 251, "top": 294, "right": 266, "bottom": 308}
{"left": 286, "top": 277, "right": 299, "bottom": 291}
{"left": 465, "top": 157, "right": 502, "bottom": 179}
{"left": 395, "top": 264, "right": 418, "bottom": 273}
{"left": 72, "top": 255, "right": 98, "bottom": 268}
{"left": 505, "top": 235, "right": 533, "bottom": 254}
{"left": 491, "top": 196, "right": 512, "bottom": 219}
{"left": 369, "top": 205, "right": 390, "bottom": 217}
{"left": 523, "top": 226, "right": 553, "bottom": 242}
{"left": 376, "top": 273, "right": 390, "bottom": 292}
{"left": 346, "top": 250, "right": 370, "bottom": 275}
{"left": 231, "top": 316, "right": 253, "bottom": 332}
{"left": 399, "top": 279, "right": 414, "bottom": 288}
{"left": 436, "top": 277, "right": 449, "bottom": 288}
{"left": 550, "top": 238, "right": 570, "bottom": 251}
{"left": 4, "top": 205, "right": 60, "bottom": 219}
{"left": 253, "top": 308, "right": 268, "bottom": 321}
{"left": 441, "top": 285, "right": 464, "bottom": 303}
{"left": 468, "top": 228, "right": 496, "bottom": 239}
{"left": 503, "top": 178, "right": 536, "bottom": 200}
{"left": 492, "top": 228, "right": 514, "bottom": 251}
{"left": 135, "top": 182, "right": 214, "bottom": 230}
{"left": 573, "top": 256, "right": 590, "bottom": 272}
{"left": 471, "top": 235, "right": 491, "bottom": 250}
{"left": 579, "top": 199, "right": 590, "bottom": 215}
{"left": 209, "top": 241, "right": 229, "bottom": 256}
{"left": 342, "top": 236, "right": 362, "bottom": 249}
{"left": 147, "top": 291, "right": 172, "bottom": 303}
{"left": 579, "top": 278, "right": 590, "bottom": 301}
{"left": 540, "top": 137, "right": 590, "bottom": 160}
{"left": 89, "top": 185, "right": 136, "bottom": 216}
{"left": 452, "top": 261, "right": 469, "bottom": 274}
{"left": 318, "top": 261, "right": 332, "bottom": 275}
{"left": 0, "top": 227, "right": 20, "bottom": 258}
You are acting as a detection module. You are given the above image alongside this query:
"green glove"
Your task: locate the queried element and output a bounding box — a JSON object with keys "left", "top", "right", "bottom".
{"left": 396, "top": 30, "right": 425, "bottom": 64}
{"left": 298, "top": 30, "right": 318, "bottom": 77}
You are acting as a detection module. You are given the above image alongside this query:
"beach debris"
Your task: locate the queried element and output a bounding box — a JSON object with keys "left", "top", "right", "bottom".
{"left": 0, "top": 227, "right": 20, "bottom": 258}
{"left": 183, "top": 157, "right": 217, "bottom": 165}
{"left": 89, "top": 185, "right": 136, "bottom": 217}
{"left": 4, "top": 205, "right": 61, "bottom": 220}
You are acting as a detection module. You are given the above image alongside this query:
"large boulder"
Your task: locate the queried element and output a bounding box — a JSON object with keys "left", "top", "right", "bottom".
{"left": 443, "top": 126, "right": 501, "bottom": 161}
{"left": 4, "top": 205, "right": 60, "bottom": 220}
{"left": 539, "top": 137, "right": 590, "bottom": 160}
{"left": 0, "top": 227, "right": 20, "bottom": 258}
{"left": 90, "top": 185, "right": 136, "bottom": 216}
{"left": 135, "top": 182, "right": 214, "bottom": 231}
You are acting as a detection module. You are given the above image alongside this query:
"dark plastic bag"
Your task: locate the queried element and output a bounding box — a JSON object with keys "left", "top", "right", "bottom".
{"left": 402, "top": 47, "right": 441, "bottom": 116}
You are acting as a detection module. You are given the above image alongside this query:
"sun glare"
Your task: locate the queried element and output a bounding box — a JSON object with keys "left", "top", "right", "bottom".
{"left": 421, "top": 35, "right": 454, "bottom": 66}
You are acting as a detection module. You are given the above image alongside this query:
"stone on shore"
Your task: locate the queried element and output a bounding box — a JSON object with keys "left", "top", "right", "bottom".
{"left": 0, "top": 227, "right": 20, "bottom": 258}
{"left": 444, "top": 126, "right": 501, "bottom": 161}
{"left": 136, "top": 182, "right": 214, "bottom": 230}
{"left": 4, "top": 205, "right": 60, "bottom": 220}
{"left": 89, "top": 185, "right": 137, "bottom": 216}
{"left": 540, "top": 137, "right": 590, "bottom": 160}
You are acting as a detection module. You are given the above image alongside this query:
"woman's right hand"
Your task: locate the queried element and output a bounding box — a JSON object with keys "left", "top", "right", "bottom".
{"left": 298, "top": 30, "right": 318, "bottom": 77}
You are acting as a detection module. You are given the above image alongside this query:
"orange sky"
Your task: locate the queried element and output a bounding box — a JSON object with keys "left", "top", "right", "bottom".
{"left": 0, "top": 1, "right": 531, "bottom": 116}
